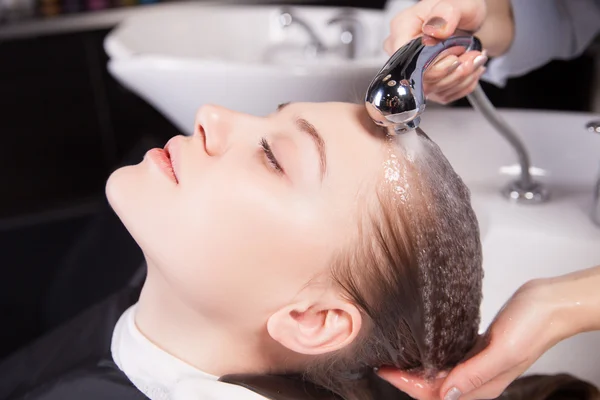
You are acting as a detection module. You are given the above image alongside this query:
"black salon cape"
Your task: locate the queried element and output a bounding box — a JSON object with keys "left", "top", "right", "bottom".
{"left": 1, "top": 283, "right": 596, "bottom": 400}
{"left": 0, "top": 283, "right": 147, "bottom": 400}
{"left": 0, "top": 282, "right": 410, "bottom": 400}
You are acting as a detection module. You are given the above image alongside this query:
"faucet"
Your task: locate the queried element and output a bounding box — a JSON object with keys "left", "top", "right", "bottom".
{"left": 587, "top": 121, "right": 600, "bottom": 227}
{"left": 277, "top": 7, "right": 363, "bottom": 60}
{"left": 593, "top": 171, "right": 600, "bottom": 227}
{"left": 278, "top": 8, "right": 327, "bottom": 57}
{"left": 326, "top": 10, "right": 364, "bottom": 60}
{"left": 365, "top": 32, "right": 550, "bottom": 204}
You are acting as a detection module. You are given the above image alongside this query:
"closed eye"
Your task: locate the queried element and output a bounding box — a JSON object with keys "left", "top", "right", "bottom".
{"left": 260, "top": 138, "right": 285, "bottom": 174}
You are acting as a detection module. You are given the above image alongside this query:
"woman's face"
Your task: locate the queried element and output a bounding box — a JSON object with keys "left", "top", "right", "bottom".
{"left": 106, "top": 102, "right": 388, "bottom": 324}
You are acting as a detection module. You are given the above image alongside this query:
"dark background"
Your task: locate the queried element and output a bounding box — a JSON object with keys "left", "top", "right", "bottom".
{"left": 0, "top": 0, "right": 598, "bottom": 360}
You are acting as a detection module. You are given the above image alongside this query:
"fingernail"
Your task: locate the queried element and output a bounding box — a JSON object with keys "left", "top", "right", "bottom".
{"left": 444, "top": 387, "right": 462, "bottom": 400}
{"left": 435, "top": 57, "right": 460, "bottom": 72}
{"left": 423, "top": 17, "right": 447, "bottom": 35}
{"left": 447, "top": 60, "right": 461, "bottom": 73}
{"left": 473, "top": 54, "right": 488, "bottom": 70}
{"left": 436, "top": 371, "right": 449, "bottom": 379}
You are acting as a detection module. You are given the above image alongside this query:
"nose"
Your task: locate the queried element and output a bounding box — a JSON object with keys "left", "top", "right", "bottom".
{"left": 195, "top": 104, "right": 237, "bottom": 156}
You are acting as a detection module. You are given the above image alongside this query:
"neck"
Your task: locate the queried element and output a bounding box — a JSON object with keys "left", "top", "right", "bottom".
{"left": 135, "top": 260, "right": 299, "bottom": 376}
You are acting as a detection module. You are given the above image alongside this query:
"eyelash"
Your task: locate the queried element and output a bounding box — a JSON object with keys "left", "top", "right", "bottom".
{"left": 260, "top": 137, "right": 284, "bottom": 174}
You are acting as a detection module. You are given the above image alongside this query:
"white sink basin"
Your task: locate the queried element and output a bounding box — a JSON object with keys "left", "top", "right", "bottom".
{"left": 104, "top": 2, "right": 407, "bottom": 134}
{"left": 422, "top": 109, "right": 600, "bottom": 386}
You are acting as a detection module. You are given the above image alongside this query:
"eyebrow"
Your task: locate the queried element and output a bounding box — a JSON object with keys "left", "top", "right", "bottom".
{"left": 276, "top": 102, "right": 326, "bottom": 180}
{"left": 296, "top": 118, "right": 326, "bottom": 180}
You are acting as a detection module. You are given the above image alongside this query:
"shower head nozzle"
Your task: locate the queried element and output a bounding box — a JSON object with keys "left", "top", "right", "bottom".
{"left": 365, "top": 32, "right": 482, "bottom": 134}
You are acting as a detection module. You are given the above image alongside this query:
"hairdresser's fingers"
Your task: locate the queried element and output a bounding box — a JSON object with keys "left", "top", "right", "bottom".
{"left": 459, "top": 365, "right": 531, "bottom": 400}
{"left": 441, "top": 281, "right": 565, "bottom": 400}
{"left": 385, "top": 0, "right": 436, "bottom": 55}
{"left": 421, "top": 46, "right": 469, "bottom": 83}
{"left": 383, "top": 35, "right": 401, "bottom": 56}
{"left": 385, "top": 0, "right": 486, "bottom": 55}
{"left": 433, "top": 66, "right": 486, "bottom": 104}
{"left": 424, "top": 49, "right": 484, "bottom": 88}
{"left": 422, "top": 55, "right": 461, "bottom": 82}
{"left": 421, "top": 0, "right": 487, "bottom": 40}
{"left": 377, "top": 368, "right": 446, "bottom": 400}
{"left": 385, "top": 0, "right": 473, "bottom": 54}
{"left": 438, "top": 344, "right": 519, "bottom": 400}
{"left": 423, "top": 49, "right": 482, "bottom": 88}
{"left": 424, "top": 53, "right": 487, "bottom": 104}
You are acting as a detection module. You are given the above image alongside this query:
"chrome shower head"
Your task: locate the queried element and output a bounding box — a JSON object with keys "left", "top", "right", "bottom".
{"left": 365, "top": 32, "right": 482, "bottom": 134}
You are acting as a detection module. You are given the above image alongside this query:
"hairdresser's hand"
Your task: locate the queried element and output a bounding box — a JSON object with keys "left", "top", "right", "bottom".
{"left": 440, "top": 266, "right": 600, "bottom": 400}
{"left": 378, "top": 279, "right": 563, "bottom": 400}
{"left": 435, "top": 280, "right": 563, "bottom": 399}
{"left": 384, "top": 0, "right": 489, "bottom": 104}
{"left": 438, "top": 277, "right": 586, "bottom": 400}
{"left": 381, "top": 266, "right": 600, "bottom": 400}
{"left": 380, "top": 278, "right": 565, "bottom": 400}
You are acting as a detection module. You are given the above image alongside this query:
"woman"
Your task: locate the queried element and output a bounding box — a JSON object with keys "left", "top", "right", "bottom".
{"left": 0, "top": 101, "right": 484, "bottom": 400}
{"left": 106, "top": 102, "right": 483, "bottom": 400}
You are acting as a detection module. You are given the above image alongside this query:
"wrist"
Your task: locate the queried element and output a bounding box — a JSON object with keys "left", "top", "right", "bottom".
{"left": 518, "top": 278, "right": 571, "bottom": 346}
{"left": 540, "top": 278, "right": 580, "bottom": 342}
{"left": 479, "top": 0, "right": 514, "bottom": 57}
{"left": 537, "top": 268, "right": 600, "bottom": 340}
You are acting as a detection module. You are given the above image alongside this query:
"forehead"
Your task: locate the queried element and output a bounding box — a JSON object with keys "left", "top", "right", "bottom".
{"left": 292, "top": 101, "right": 387, "bottom": 161}
{"left": 284, "top": 102, "right": 396, "bottom": 209}
{"left": 276, "top": 102, "right": 388, "bottom": 151}
{"left": 279, "top": 102, "right": 384, "bottom": 134}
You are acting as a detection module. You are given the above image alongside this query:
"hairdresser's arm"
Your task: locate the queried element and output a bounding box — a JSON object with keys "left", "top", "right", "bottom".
{"left": 437, "top": 265, "right": 600, "bottom": 400}
{"left": 484, "top": 0, "right": 600, "bottom": 86}
{"left": 385, "top": 0, "right": 600, "bottom": 102}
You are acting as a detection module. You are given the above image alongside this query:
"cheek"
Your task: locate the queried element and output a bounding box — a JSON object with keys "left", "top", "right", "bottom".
{"left": 176, "top": 169, "right": 315, "bottom": 269}
{"left": 157, "top": 165, "right": 334, "bottom": 313}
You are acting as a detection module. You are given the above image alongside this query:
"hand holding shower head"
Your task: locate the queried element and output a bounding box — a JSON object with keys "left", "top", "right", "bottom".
{"left": 365, "top": 32, "right": 482, "bottom": 135}
{"left": 366, "top": 32, "right": 549, "bottom": 204}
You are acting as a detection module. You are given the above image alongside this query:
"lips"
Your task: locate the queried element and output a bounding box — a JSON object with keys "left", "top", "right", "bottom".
{"left": 164, "top": 137, "right": 180, "bottom": 183}
{"left": 146, "top": 148, "right": 177, "bottom": 184}
{"left": 144, "top": 134, "right": 187, "bottom": 184}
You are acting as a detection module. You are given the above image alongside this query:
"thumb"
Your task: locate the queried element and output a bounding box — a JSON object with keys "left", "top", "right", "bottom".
{"left": 439, "top": 348, "right": 511, "bottom": 400}
{"left": 387, "top": 8, "right": 428, "bottom": 55}
{"left": 422, "top": 0, "right": 486, "bottom": 39}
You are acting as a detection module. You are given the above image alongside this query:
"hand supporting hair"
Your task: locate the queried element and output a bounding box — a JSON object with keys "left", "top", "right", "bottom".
{"left": 380, "top": 264, "right": 600, "bottom": 400}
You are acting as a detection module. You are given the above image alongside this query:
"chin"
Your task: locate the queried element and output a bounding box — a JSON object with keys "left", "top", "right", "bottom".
{"left": 105, "top": 165, "right": 151, "bottom": 241}
{"left": 106, "top": 165, "right": 136, "bottom": 217}
{"left": 105, "top": 163, "right": 177, "bottom": 259}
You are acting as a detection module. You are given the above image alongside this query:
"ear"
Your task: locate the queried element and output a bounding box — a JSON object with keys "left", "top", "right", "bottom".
{"left": 267, "top": 296, "right": 362, "bottom": 356}
{"left": 376, "top": 368, "right": 447, "bottom": 400}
